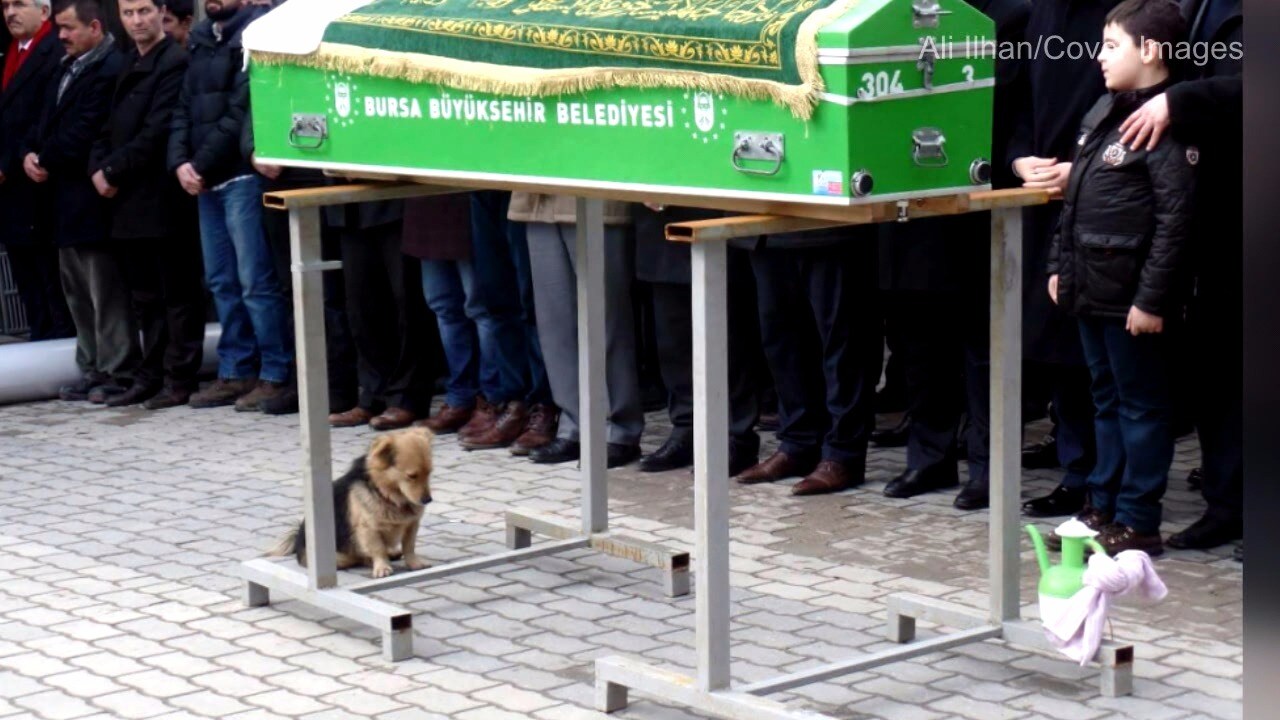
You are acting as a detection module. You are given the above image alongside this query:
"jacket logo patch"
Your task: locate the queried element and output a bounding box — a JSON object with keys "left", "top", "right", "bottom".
{"left": 1187, "top": 146, "right": 1200, "bottom": 166}
{"left": 1078, "top": 131, "right": 1088, "bottom": 146}
{"left": 1102, "top": 143, "right": 1126, "bottom": 166}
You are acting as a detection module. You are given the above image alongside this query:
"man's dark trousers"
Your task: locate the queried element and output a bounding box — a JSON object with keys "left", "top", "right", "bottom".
{"left": 6, "top": 243, "right": 73, "bottom": 339}
{"left": 121, "top": 232, "right": 206, "bottom": 392}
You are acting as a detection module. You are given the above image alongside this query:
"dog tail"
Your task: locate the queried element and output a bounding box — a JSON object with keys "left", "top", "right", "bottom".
{"left": 265, "top": 524, "right": 301, "bottom": 560}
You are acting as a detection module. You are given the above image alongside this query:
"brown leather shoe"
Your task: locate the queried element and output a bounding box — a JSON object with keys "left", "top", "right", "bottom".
{"left": 417, "top": 403, "right": 474, "bottom": 434}
{"left": 189, "top": 378, "right": 256, "bottom": 409}
{"left": 458, "top": 398, "right": 498, "bottom": 439}
{"left": 792, "top": 460, "right": 861, "bottom": 496}
{"left": 330, "top": 406, "right": 375, "bottom": 428}
{"left": 1096, "top": 523, "right": 1164, "bottom": 557}
{"left": 370, "top": 407, "right": 416, "bottom": 431}
{"left": 510, "top": 403, "right": 559, "bottom": 456}
{"left": 736, "top": 450, "right": 818, "bottom": 485}
{"left": 461, "top": 401, "right": 529, "bottom": 450}
{"left": 1045, "top": 505, "right": 1114, "bottom": 551}
{"left": 235, "top": 380, "right": 289, "bottom": 412}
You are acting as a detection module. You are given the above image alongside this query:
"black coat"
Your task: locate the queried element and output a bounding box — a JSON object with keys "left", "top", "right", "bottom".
{"left": 1169, "top": 0, "right": 1241, "bottom": 314}
{"left": 0, "top": 29, "right": 63, "bottom": 247}
{"left": 1047, "top": 84, "right": 1197, "bottom": 319}
{"left": 89, "top": 36, "right": 193, "bottom": 239}
{"left": 27, "top": 41, "right": 125, "bottom": 248}
{"left": 878, "top": 0, "right": 1029, "bottom": 296}
{"left": 167, "top": 5, "right": 264, "bottom": 187}
{"left": 633, "top": 204, "right": 722, "bottom": 285}
{"left": 1010, "top": 0, "right": 1123, "bottom": 364}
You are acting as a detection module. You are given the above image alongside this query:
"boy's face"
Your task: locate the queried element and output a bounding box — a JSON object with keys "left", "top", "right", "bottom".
{"left": 162, "top": 7, "right": 189, "bottom": 43}
{"left": 1098, "top": 22, "right": 1153, "bottom": 91}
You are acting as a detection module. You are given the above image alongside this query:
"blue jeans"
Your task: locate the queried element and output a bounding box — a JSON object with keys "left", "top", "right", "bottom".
{"left": 420, "top": 259, "right": 480, "bottom": 409}
{"left": 1079, "top": 316, "right": 1173, "bottom": 534}
{"left": 198, "top": 175, "right": 293, "bottom": 383}
{"left": 461, "top": 191, "right": 550, "bottom": 405}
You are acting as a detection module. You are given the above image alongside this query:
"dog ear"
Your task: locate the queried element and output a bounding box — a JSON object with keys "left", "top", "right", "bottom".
{"left": 369, "top": 434, "right": 396, "bottom": 468}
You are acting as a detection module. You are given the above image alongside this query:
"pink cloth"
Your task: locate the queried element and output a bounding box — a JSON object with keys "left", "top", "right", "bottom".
{"left": 1040, "top": 550, "right": 1167, "bottom": 665}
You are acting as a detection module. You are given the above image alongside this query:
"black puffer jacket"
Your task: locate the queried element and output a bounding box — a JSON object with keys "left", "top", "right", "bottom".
{"left": 167, "top": 4, "right": 265, "bottom": 187}
{"left": 1047, "top": 81, "right": 1197, "bottom": 319}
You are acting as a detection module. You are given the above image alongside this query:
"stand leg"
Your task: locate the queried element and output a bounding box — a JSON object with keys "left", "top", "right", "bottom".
{"left": 506, "top": 524, "right": 533, "bottom": 550}
{"left": 243, "top": 580, "right": 269, "bottom": 608}
{"left": 290, "top": 207, "right": 337, "bottom": 590}
{"left": 597, "top": 679, "right": 630, "bottom": 713}
{"left": 692, "top": 240, "right": 730, "bottom": 691}
{"left": 382, "top": 626, "right": 413, "bottom": 662}
{"left": 989, "top": 207, "right": 1023, "bottom": 622}
{"left": 576, "top": 198, "right": 608, "bottom": 535}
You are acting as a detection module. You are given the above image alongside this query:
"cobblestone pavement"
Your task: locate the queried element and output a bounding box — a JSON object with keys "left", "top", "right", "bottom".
{"left": 0, "top": 398, "right": 1241, "bottom": 720}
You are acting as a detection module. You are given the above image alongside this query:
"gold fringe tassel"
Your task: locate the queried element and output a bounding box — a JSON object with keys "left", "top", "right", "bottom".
{"left": 252, "top": 0, "right": 861, "bottom": 121}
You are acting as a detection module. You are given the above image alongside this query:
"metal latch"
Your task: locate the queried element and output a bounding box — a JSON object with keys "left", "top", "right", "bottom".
{"left": 912, "top": 0, "right": 952, "bottom": 28}
{"left": 912, "top": 128, "right": 948, "bottom": 167}
{"left": 289, "top": 114, "right": 328, "bottom": 149}
{"left": 917, "top": 38, "right": 937, "bottom": 90}
{"left": 731, "top": 132, "right": 785, "bottom": 176}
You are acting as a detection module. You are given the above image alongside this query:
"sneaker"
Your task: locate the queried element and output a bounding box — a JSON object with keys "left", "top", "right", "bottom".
{"left": 189, "top": 378, "right": 257, "bottom": 409}
{"left": 234, "top": 380, "right": 289, "bottom": 412}
{"left": 510, "top": 404, "right": 559, "bottom": 456}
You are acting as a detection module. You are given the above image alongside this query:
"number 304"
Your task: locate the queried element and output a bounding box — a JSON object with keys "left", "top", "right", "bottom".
{"left": 859, "top": 70, "right": 905, "bottom": 98}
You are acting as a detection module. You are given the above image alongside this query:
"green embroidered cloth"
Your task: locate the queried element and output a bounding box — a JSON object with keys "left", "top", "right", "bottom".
{"left": 325, "top": 0, "right": 841, "bottom": 87}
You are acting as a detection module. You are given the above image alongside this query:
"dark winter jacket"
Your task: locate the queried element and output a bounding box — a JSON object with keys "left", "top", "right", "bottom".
{"left": 167, "top": 4, "right": 265, "bottom": 187}
{"left": 1047, "top": 82, "right": 1198, "bottom": 319}
{"left": 0, "top": 29, "right": 62, "bottom": 247}
{"left": 90, "top": 36, "right": 193, "bottom": 239}
{"left": 26, "top": 38, "right": 125, "bottom": 248}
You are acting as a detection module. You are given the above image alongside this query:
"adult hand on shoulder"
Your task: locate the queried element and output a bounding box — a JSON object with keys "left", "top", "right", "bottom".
{"left": 92, "top": 170, "right": 117, "bottom": 198}
{"left": 23, "top": 153, "right": 48, "bottom": 183}
{"left": 1048, "top": 274, "right": 1059, "bottom": 305}
{"left": 176, "top": 162, "right": 203, "bottom": 196}
{"left": 1120, "top": 93, "right": 1170, "bottom": 152}
{"left": 1126, "top": 305, "right": 1164, "bottom": 336}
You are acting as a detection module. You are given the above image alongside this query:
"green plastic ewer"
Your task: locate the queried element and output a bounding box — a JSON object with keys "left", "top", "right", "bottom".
{"left": 1026, "top": 519, "right": 1109, "bottom": 600}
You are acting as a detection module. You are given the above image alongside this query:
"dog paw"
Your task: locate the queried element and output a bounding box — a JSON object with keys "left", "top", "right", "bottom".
{"left": 404, "top": 556, "right": 428, "bottom": 571}
{"left": 371, "top": 563, "right": 394, "bottom": 578}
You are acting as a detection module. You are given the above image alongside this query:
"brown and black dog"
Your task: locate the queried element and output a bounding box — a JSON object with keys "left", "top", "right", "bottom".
{"left": 269, "top": 428, "right": 434, "bottom": 578}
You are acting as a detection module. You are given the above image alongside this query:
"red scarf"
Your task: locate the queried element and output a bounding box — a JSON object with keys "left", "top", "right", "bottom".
{"left": 3, "top": 20, "right": 52, "bottom": 91}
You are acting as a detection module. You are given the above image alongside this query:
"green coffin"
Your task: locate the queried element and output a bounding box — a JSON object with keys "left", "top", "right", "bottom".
{"left": 247, "top": 0, "right": 995, "bottom": 205}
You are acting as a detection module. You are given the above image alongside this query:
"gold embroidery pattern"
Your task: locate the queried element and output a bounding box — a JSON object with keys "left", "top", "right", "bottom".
{"left": 335, "top": 0, "right": 825, "bottom": 71}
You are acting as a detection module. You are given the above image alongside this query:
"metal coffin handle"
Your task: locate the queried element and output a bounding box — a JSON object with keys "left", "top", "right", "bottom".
{"left": 289, "top": 114, "right": 328, "bottom": 150}
{"left": 911, "top": 128, "right": 949, "bottom": 168}
{"left": 912, "top": 0, "right": 953, "bottom": 28}
{"left": 731, "top": 132, "right": 785, "bottom": 177}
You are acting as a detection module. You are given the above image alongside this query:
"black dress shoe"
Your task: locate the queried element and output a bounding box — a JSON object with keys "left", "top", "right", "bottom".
{"left": 871, "top": 414, "right": 911, "bottom": 448}
{"left": 1021, "top": 437, "right": 1060, "bottom": 470}
{"left": 954, "top": 479, "right": 989, "bottom": 510}
{"left": 883, "top": 463, "right": 959, "bottom": 499}
{"left": 728, "top": 437, "right": 760, "bottom": 478}
{"left": 1167, "top": 512, "right": 1243, "bottom": 550}
{"left": 1022, "top": 483, "right": 1086, "bottom": 518}
{"left": 1187, "top": 467, "right": 1203, "bottom": 491}
{"left": 607, "top": 443, "right": 641, "bottom": 468}
{"left": 639, "top": 434, "right": 694, "bottom": 473}
{"left": 261, "top": 388, "right": 300, "bottom": 415}
{"left": 104, "top": 383, "right": 160, "bottom": 408}
{"left": 530, "top": 438, "right": 580, "bottom": 464}
{"left": 88, "top": 383, "right": 127, "bottom": 404}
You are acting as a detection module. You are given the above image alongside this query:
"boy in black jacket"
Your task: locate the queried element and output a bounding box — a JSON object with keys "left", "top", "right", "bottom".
{"left": 1046, "top": 0, "right": 1197, "bottom": 556}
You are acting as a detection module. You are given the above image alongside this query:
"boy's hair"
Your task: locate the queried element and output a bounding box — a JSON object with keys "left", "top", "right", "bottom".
{"left": 1105, "top": 0, "right": 1188, "bottom": 48}
{"left": 166, "top": 0, "right": 193, "bottom": 19}
{"left": 53, "top": 0, "right": 104, "bottom": 26}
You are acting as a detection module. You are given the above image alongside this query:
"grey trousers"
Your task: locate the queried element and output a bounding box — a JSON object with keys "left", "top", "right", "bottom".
{"left": 526, "top": 222, "right": 643, "bottom": 445}
{"left": 59, "top": 244, "right": 140, "bottom": 382}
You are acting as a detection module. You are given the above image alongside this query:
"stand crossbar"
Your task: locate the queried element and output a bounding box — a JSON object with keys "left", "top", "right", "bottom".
{"left": 239, "top": 185, "right": 688, "bottom": 661}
